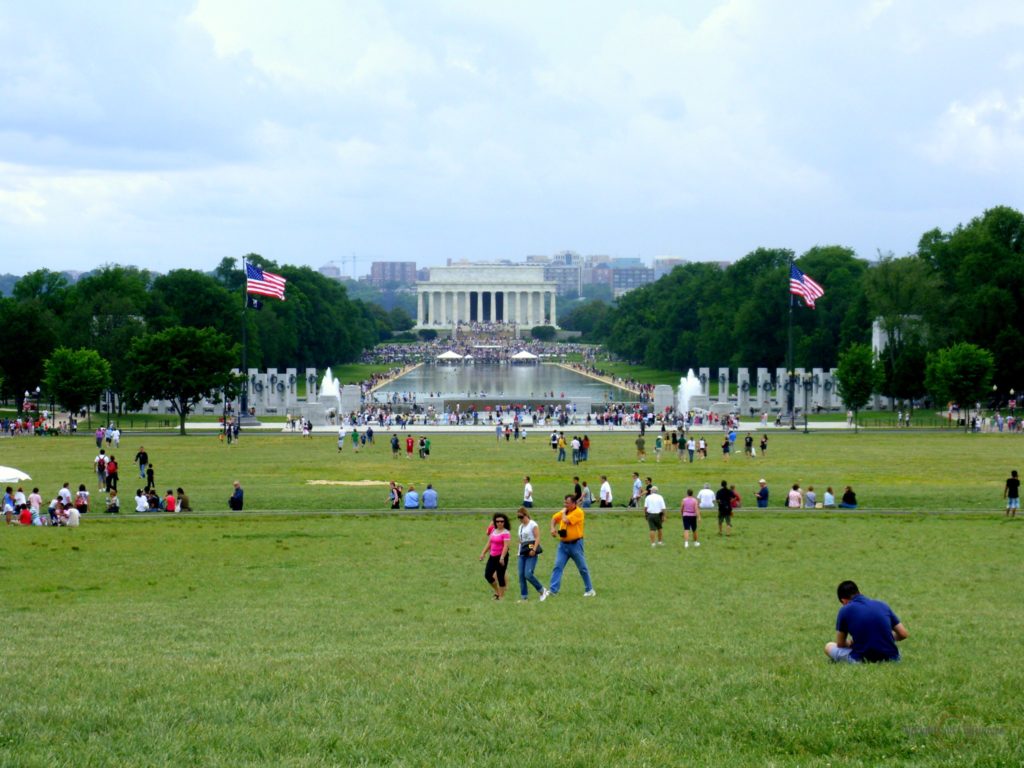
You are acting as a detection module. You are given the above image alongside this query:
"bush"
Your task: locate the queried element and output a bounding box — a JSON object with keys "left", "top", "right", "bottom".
{"left": 417, "top": 329, "right": 438, "bottom": 341}
{"left": 531, "top": 325, "right": 556, "bottom": 341}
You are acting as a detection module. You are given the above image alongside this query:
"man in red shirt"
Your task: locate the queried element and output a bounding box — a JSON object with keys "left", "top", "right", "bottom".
{"left": 163, "top": 490, "right": 177, "bottom": 513}
{"left": 405, "top": 435, "right": 414, "bottom": 459}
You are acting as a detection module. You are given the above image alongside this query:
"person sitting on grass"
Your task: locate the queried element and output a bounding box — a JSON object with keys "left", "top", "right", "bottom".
{"left": 163, "top": 489, "right": 177, "bottom": 513}
{"left": 825, "top": 580, "right": 908, "bottom": 663}
{"left": 104, "top": 490, "right": 120, "bottom": 514}
{"left": 404, "top": 484, "right": 420, "bottom": 509}
{"left": 147, "top": 490, "right": 161, "bottom": 512}
{"left": 134, "top": 489, "right": 149, "bottom": 513}
{"left": 228, "top": 481, "right": 244, "bottom": 511}
{"left": 176, "top": 487, "right": 192, "bottom": 512}
{"left": 838, "top": 486, "right": 858, "bottom": 509}
{"left": 421, "top": 484, "right": 438, "bottom": 509}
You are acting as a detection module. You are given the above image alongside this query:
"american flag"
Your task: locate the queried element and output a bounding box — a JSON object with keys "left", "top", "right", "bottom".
{"left": 246, "top": 262, "right": 287, "bottom": 300}
{"left": 789, "top": 264, "right": 824, "bottom": 309}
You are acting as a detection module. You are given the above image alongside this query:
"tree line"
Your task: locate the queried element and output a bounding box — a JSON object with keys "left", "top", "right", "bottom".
{"left": 0, "top": 255, "right": 412, "bottom": 424}
{"left": 561, "top": 205, "right": 1024, "bottom": 410}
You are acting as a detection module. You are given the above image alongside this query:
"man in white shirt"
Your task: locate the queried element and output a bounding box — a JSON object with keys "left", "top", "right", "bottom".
{"left": 523, "top": 475, "right": 534, "bottom": 508}
{"left": 697, "top": 482, "right": 716, "bottom": 510}
{"left": 643, "top": 485, "right": 667, "bottom": 546}
{"left": 58, "top": 483, "right": 73, "bottom": 508}
{"left": 599, "top": 475, "right": 613, "bottom": 508}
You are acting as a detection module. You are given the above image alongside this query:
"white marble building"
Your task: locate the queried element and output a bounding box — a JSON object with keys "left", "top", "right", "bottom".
{"left": 415, "top": 265, "right": 558, "bottom": 328}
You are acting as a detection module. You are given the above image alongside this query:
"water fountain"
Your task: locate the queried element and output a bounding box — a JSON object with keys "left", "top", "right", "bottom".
{"left": 677, "top": 369, "right": 710, "bottom": 414}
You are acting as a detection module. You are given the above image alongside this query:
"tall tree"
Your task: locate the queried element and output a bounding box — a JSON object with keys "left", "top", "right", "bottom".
{"left": 43, "top": 348, "right": 111, "bottom": 418}
{"left": 834, "top": 343, "right": 879, "bottom": 432}
{"left": 0, "top": 297, "right": 61, "bottom": 410}
{"left": 124, "top": 327, "right": 240, "bottom": 435}
{"left": 924, "top": 342, "right": 995, "bottom": 429}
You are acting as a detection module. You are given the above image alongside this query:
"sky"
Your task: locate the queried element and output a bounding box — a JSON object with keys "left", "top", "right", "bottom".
{"left": 1, "top": 0, "right": 1022, "bottom": 277}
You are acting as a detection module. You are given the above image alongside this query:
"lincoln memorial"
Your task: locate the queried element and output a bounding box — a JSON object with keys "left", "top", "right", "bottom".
{"left": 415, "top": 265, "right": 558, "bottom": 329}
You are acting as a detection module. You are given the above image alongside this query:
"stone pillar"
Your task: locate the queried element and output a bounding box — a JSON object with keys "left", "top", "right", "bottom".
{"left": 417, "top": 292, "right": 424, "bottom": 326}
{"left": 737, "top": 368, "right": 750, "bottom": 413}
{"left": 698, "top": 367, "right": 711, "bottom": 397}
{"left": 430, "top": 292, "right": 438, "bottom": 326}
{"left": 285, "top": 368, "right": 297, "bottom": 408}
{"left": 717, "top": 367, "right": 729, "bottom": 404}
{"left": 305, "top": 367, "right": 318, "bottom": 402}
{"left": 812, "top": 367, "right": 824, "bottom": 411}
{"left": 823, "top": 368, "right": 836, "bottom": 410}
{"left": 757, "top": 367, "right": 771, "bottom": 408}
{"left": 550, "top": 292, "right": 557, "bottom": 327}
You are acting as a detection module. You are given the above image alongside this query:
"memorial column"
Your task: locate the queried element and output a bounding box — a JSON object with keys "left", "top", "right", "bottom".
{"left": 430, "top": 292, "right": 438, "bottom": 326}
{"left": 550, "top": 292, "right": 557, "bottom": 327}
{"left": 417, "top": 291, "right": 424, "bottom": 326}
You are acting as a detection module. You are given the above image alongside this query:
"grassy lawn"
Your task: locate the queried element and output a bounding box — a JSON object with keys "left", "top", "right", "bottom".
{"left": 1, "top": 432, "right": 1021, "bottom": 766}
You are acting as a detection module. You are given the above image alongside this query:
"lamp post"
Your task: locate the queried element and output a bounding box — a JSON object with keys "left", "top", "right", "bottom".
{"left": 1010, "top": 389, "right": 1016, "bottom": 419}
{"left": 802, "top": 373, "right": 813, "bottom": 433}
{"left": 787, "top": 370, "right": 797, "bottom": 430}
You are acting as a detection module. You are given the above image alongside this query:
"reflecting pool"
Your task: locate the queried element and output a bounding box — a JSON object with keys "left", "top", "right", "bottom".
{"left": 372, "top": 363, "right": 634, "bottom": 401}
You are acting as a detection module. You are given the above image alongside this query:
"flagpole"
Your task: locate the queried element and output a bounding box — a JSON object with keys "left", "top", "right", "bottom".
{"left": 240, "top": 257, "right": 249, "bottom": 420}
{"left": 787, "top": 260, "right": 796, "bottom": 430}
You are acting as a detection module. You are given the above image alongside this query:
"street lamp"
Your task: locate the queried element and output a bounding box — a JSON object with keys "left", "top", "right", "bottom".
{"left": 787, "top": 370, "right": 797, "bottom": 430}
{"left": 802, "top": 373, "right": 814, "bottom": 433}
{"left": 1010, "top": 388, "right": 1016, "bottom": 418}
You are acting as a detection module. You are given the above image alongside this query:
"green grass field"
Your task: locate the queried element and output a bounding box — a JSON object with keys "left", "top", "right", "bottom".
{"left": 1, "top": 432, "right": 1021, "bottom": 766}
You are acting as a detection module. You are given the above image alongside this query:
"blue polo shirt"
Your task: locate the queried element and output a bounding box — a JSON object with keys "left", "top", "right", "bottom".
{"left": 404, "top": 490, "right": 420, "bottom": 509}
{"left": 836, "top": 594, "right": 902, "bottom": 662}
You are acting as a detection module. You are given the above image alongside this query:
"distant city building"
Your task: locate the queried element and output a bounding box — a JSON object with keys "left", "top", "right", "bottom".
{"left": 318, "top": 263, "right": 343, "bottom": 280}
{"left": 653, "top": 257, "right": 688, "bottom": 280}
{"left": 544, "top": 251, "right": 583, "bottom": 297}
{"left": 369, "top": 261, "right": 417, "bottom": 288}
{"left": 606, "top": 258, "right": 654, "bottom": 297}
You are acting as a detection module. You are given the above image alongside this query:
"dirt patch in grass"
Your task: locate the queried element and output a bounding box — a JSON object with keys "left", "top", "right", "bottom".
{"left": 306, "top": 479, "right": 389, "bottom": 486}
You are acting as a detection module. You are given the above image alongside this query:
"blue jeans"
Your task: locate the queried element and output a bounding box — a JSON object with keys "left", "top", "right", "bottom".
{"left": 549, "top": 538, "right": 593, "bottom": 594}
{"left": 558, "top": 448, "right": 566, "bottom": 461}
{"left": 518, "top": 553, "right": 545, "bottom": 598}
{"left": 139, "top": 463, "right": 147, "bottom": 479}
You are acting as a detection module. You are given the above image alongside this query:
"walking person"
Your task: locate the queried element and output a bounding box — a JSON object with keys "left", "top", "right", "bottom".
{"left": 515, "top": 508, "right": 548, "bottom": 601}
{"left": 134, "top": 446, "right": 148, "bottom": 480}
{"left": 545, "top": 495, "right": 595, "bottom": 598}
{"left": 479, "top": 512, "right": 511, "bottom": 600}
{"left": 680, "top": 488, "right": 701, "bottom": 548}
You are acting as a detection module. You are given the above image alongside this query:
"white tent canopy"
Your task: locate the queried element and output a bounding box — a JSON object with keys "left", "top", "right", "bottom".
{"left": 0, "top": 466, "right": 31, "bottom": 483}
{"left": 511, "top": 350, "right": 539, "bottom": 360}
{"left": 436, "top": 350, "right": 463, "bottom": 360}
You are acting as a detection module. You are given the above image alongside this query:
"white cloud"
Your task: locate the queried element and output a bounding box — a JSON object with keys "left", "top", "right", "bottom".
{"left": 925, "top": 93, "right": 1024, "bottom": 172}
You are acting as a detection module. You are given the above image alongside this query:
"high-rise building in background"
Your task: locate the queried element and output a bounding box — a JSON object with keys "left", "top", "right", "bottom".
{"left": 544, "top": 250, "right": 583, "bottom": 297}
{"left": 653, "top": 257, "right": 688, "bottom": 280}
{"left": 369, "top": 261, "right": 417, "bottom": 288}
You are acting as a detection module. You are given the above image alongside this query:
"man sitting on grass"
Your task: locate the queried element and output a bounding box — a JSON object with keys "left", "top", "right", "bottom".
{"left": 825, "top": 580, "right": 908, "bottom": 663}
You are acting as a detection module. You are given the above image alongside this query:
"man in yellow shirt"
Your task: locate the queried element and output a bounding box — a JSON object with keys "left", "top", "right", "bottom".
{"left": 542, "top": 495, "right": 595, "bottom": 600}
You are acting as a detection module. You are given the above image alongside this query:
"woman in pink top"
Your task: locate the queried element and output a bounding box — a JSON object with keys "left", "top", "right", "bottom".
{"left": 478, "top": 513, "right": 511, "bottom": 600}
{"left": 680, "top": 489, "right": 701, "bottom": 548}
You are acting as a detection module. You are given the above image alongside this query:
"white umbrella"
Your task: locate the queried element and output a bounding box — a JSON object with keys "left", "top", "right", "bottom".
{"left": 0, "top": 466, "right": 31, "bottom": 483}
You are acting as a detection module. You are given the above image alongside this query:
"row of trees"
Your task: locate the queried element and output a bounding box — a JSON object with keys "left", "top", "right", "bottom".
{"left": 0, "top": 255, "right": 414, "bottom": 415}
{"left": 835, "top": 342, "right": 995, "bottom": 428}
{"left": 561, "top": 206, "right": 1024, "bottom": 405}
